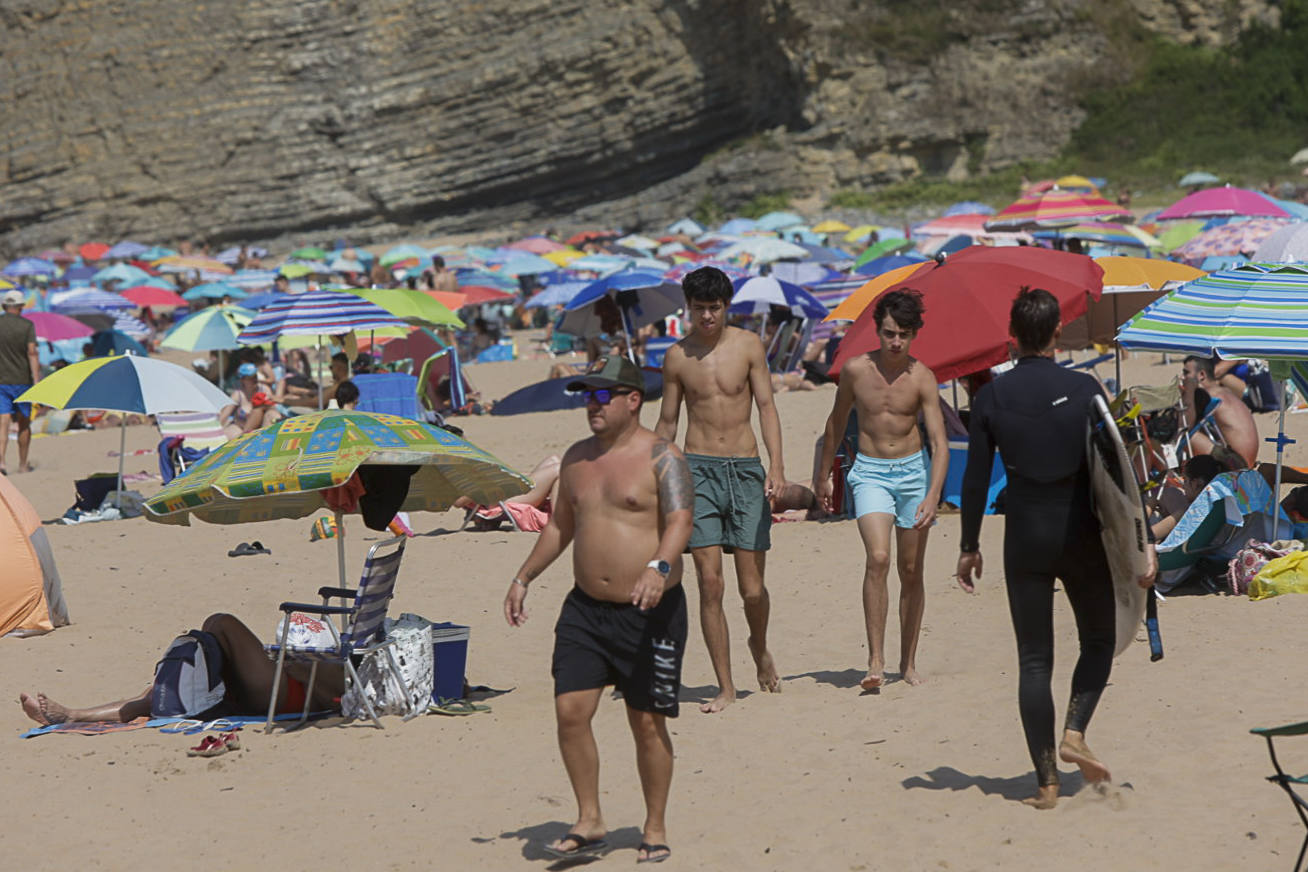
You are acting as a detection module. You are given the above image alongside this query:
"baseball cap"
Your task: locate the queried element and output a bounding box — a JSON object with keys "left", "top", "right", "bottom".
{"left": 566, "top": 355, "right": 645, "bottom": 393}
{"left": 2, "top": 289, "right": 25, "bottom": 306}
{"left": 237, "top": 362, "right": 258, "bottom": 377}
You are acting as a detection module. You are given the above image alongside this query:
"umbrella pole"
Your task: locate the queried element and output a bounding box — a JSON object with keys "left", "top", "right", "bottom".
{"left": 117, "top": 415, "right": 126, "bottom": 509}
{"left": 1270, "top": 380, "right": 1291, "bottom": 540}
{"left": 317, "top": 336, "right": 324, "bottom": 408}
{"left": 619, "top": 304, "right": 637, "bottom": 364}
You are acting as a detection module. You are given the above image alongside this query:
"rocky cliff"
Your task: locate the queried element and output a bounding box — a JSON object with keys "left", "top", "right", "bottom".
{"left": 0, "top": 0, "right": 1277, "bottom": 254}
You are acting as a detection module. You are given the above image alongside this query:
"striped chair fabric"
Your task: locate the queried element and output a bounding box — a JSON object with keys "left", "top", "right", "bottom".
{"left": 156, "top": 411, "right": 229, "bottom": 453}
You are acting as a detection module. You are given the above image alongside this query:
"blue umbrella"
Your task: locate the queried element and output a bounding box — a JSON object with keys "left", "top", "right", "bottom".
{"left": 491, "top": 371, "right": 664, "bottom": 416}
{"left": 62, "top": 265, "right": 98, "bottom": 283}
{"left": 497, "top": 253, "right": 558, "bottom": 277}
{"left": 237, "top": 289, "right": 406, "bottom": 344}
{"left": 92, "top": 264, "right": 151, "bottom": 285}
{"left": 719, "top": 218, "right": 758, "bottom": 235}
{"left": 48, "top": 287, "right": 136, "bottom": 313}
{"left": 104, "top": 241, "right": 149, "bottom": 260}
{"left": 2, "top": 257, "right": 57, "bottom": 277}
{"left": 755, "top": 211, "right": 805, "bottom": 231}
{"left": 525, "top": 281, "right": 589, "bottom": 309}
{"left": 561, "top": 270, "right": 683, "bottom": 356}
{"left": 90, "top": 329, "right": 148, "bottom": 358}
{"left": 139, "top": 246, "right": 178, "bottom": 261}
{"left": 183, "top": 282, "right": 248, "bottom": 301}
{"left": 729, "top": 276, "right": 827, "bottom": 320}
{"left": 237, "top": 291, "right": 285, "bottom": 311}
{"left": 944, "top": 201, "right": 996, "bottom": 217}
{"left": 853, "top": 253, "right": 930, "bottom": 276}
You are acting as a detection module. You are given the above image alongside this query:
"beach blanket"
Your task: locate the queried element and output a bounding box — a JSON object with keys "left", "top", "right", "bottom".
{"left": 21, "top": 711, "right": 331, "bottom": 739}
{"left": 1157, "top": 470, "right": 1288, "bottom": 552}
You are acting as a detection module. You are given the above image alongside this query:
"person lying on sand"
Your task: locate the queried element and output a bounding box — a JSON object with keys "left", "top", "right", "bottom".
{"left": 19, "top": 613, "right": 341, "bottom": 726}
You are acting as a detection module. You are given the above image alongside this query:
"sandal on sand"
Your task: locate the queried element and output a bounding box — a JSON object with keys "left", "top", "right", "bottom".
{"left": 428, "top": 699, "right": 491, "bottom": 716}
{"left": 637, "top": 843, "right": 671, "bottom": 864}
{"left": 187, "top": 735, "right": 228, "bottom": 757}
{"left": 227, "top": 541, "right": 271, "bottom": 557}
{"left": 542, "top": 834, "right": 608, "bottom": 860}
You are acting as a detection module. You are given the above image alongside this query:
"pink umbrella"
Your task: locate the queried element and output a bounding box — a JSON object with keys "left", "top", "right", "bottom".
{"left": 504, "top": 236, "right": 566, "bottom": 255}
{"left": 24, "top": 311, "right": 95, "bottom": 342}
{"left": 913, "top": 213, "right": 991, "bottom": 237}
{"left": 120, "top": 284, "right": 187, "bottom": 308}
{"left": 1156, "top": 186, "right": 1290, "bottom": 220}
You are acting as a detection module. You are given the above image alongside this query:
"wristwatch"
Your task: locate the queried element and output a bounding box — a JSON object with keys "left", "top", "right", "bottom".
{"left": 646, "top": 559, "right": 672, "bottom": 578}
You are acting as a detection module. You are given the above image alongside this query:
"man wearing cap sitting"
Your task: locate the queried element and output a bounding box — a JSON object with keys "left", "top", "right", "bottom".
{"left": 221, "top": 362, "right": 281, "bottom": 439}
{"left": 504, "top": 355, "right": 693, "bottom": 865}
{"left": 0, "top": 289, "right": 40, "bottom": 474}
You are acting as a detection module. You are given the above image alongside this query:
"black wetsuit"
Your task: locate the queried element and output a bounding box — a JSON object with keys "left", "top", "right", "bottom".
{"left": 960, "top": 356, "right": 1114, "bottom": 787}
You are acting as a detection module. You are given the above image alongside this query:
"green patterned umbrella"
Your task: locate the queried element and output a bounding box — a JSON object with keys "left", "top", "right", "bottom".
{"left": 144, "top": 410, "right": 531, "bottom": 587}
{"left": 145, "top": 410, "right": 529, "bottom": 526}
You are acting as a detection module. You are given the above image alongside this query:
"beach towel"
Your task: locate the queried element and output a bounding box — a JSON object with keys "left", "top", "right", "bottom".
{"left": 21, "top": 712, "right": 331, "bottom": 739}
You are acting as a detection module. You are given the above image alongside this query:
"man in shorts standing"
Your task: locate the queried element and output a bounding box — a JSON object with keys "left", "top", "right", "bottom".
{"left": 505, "top": 355, "right": 693, "bottom": 865}
{"left": 815, "top": 290, "right": 948, "bottom": 689}
{"left": 0, "top": 289, "right": 40, "bottom": 475}
{"left": 656, "top": 265, "right": 784, "bottom": 713}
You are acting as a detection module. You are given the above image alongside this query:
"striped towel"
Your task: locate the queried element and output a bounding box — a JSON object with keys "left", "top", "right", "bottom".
{"left": 156, "top": 411, "right": 228, "bottom": 452}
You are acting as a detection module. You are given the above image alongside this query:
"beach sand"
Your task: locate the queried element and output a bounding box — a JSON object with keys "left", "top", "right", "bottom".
{"left": 4, "top": 345, "right": 1306, "bottom": 871}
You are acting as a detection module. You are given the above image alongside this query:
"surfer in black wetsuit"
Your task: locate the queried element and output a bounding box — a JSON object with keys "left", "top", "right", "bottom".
{"left": 955, "top": 287, "right": 1126, "bottom": 810}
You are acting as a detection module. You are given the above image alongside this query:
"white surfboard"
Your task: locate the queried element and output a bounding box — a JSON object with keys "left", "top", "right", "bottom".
{"left": 1087, "top": 393, "right": 1150, "bottom": 656}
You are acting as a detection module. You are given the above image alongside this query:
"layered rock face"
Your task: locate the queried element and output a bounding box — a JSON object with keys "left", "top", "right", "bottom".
{"left": 0, "top": 0, "right": 1276, "bottom": 253}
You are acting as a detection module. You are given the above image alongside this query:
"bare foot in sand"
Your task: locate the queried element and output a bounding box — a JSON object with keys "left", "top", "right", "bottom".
{"left": 699, "top": 689, "right": 736, "bottom": 714}
{"left": 1060, "top": 731, "right": 1111, "bottom": 783}
{"left": 749, "top": 636, "right": 780, "bottom": 693}
{"left": 20, "top": 692, "right": 71, "bottom": 726}
{"left": 860, "top": 659, "right": 885, "bottom": 691}
{"left": 899, "top": 664, "right": 925, "bottom": 686}
{"left": 1022, "top": 784, "right": 1060, "bottom": 810}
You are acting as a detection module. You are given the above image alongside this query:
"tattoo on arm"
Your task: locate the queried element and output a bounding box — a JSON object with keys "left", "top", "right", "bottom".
{"left": 652, "top": 439, "right": 694, "bottom": 514}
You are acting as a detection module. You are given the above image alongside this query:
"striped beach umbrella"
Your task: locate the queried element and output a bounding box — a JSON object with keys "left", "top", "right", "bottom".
{"left": 985, "top": 189, "right": 1130, "bottom": 231}
{"left": 236, "top": 289, "right": 407, "bottom": 345}
{"left": 48, "top": 287, "right": 135, "bottom": 313}
{"left": 1116, "top": 262, "right": 1308, "bottom": 532}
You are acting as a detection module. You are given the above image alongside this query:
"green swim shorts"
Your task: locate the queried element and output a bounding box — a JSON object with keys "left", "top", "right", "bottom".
{"left": 686, "top": 454, "right": 771, "bottom": 552}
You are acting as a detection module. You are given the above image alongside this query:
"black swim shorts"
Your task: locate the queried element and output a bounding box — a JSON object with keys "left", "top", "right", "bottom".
{"left": 552, "top": 584, "right": 687, "bottom": 717}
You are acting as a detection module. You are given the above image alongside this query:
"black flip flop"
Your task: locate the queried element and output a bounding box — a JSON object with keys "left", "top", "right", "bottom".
{"left": 249, "top": 541, "right": 271, "bottom": 555}
{"left": 542, "top": 834, "right": 609, "bottom": 860}
{"left": 227, "top": 542, "right": 270, "bottom": 557}
{"left": 637, "top": 843, "right": 671, "bottom": 864}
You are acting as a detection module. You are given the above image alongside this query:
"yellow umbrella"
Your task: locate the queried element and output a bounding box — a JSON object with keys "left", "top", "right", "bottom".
{"left": 825, "top": 262, "right": 930, "bottom": 322}
{"left": 153, "top": 255, "right": 234, "bottom": 275}
{"left": 813, "top": 219, "right": 851, "bottom": 233}
{"left": 1094, "top": 256, "right": 1205, "bottom": 290}
{"left": 843, "top": 224, "right": 879, "bottom": 244}
{"left": 1056, "top": 175, "right": 1100, "bottom": 193}
{"left": 544, "top": 249, "right": 585, "bottom": 267}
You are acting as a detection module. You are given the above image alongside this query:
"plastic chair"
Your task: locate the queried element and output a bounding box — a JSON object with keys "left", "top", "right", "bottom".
{"left": 263, "top": 536, "right": 413, "bottom": 731}
{"left": 1250, "top": 720, "right": 1308, "bottom": 871}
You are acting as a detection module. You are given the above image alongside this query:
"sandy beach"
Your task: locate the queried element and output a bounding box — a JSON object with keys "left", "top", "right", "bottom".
{"left": 4, "top": 344, "right": 1307, "bottom": 871}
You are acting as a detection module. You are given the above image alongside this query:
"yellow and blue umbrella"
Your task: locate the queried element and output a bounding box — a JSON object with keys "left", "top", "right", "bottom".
{"left": 160, "top": 306, "right": 255, "bottom": 352}
{"left": 19, "top": 355, "right": 233, "bottom": 502}
{"left": 144, "top": 410, "right": 531, "bottom": 584}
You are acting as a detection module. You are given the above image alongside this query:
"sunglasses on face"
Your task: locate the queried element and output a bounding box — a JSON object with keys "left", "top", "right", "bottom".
{"left": 583, "top": 388, "right": 633, "bottom": 405}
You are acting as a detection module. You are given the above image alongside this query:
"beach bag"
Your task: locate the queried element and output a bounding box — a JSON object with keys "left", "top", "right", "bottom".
{"left": 273, "top": 612, "right": 338, "bottom": 649}
{"left": 341, "top": 613, "right": 434, "bottom": 718}
{"left": 1227, "top": 540, "right": 1304, "bottom": 596}
{"left": 150, "top": 630, "right": 227, "bottom": 718}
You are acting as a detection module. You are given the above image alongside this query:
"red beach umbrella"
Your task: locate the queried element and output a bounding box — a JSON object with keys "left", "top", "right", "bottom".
{"left": 830, "top": 246, "right": 1104, "bottom": 383}
{"left": 120, "top": 285, "right": 188, "bottom": 308}
{"left": 79, "top": 242, "right": 111, "bottom": 261}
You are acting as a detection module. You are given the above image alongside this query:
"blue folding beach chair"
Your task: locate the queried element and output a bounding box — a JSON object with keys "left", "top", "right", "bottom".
{"left": 264, "top": 536, "right": 412, "bottom": 731}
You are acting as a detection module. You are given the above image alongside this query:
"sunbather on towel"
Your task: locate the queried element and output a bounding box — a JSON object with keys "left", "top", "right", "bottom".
{"left": 18, "top": 613, "right": 341, "bottom": 726}
{"left": 456, "top": 454, "right": 561, "bottom": 531}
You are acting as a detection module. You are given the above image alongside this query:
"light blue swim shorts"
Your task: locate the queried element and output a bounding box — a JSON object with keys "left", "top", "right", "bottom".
{"left": 847, "top": 450, "right": 929, "bottom": 529}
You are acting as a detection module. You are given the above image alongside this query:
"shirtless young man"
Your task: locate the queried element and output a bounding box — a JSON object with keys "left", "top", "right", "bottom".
{"left": 504, "top": 355, "right": 693, "bottom": 865}
{"left": 815, "top": 290, "right": 948, "bottom": 689}
{"left": 1180, "top": 355, "right": 1258, "bottom": 468}
{"left": 656, "top": 266, "right": 784, "bottom": 713}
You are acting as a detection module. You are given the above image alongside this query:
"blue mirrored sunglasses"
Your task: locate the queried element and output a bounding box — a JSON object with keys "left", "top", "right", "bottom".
{"left": 583, "top": 388, "right": 633, "bottom": 405}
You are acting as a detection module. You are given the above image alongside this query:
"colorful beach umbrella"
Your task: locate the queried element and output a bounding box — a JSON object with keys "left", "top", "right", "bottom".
{"left": 18, "top": 355, "right": 233, "bottom": 502}
{"left": 142, "top": 410, "right": 531, "bottom": 586}
{"left": 182, "top": 282, "right": 248, "bottom": 301}
{"left": 48, "top": 287, "right": 135, "bottom": 313}
{"left": 79, "top": 242, "right": 111, "bottom": 261}
{"left": 379, "top": 244, "right": 430, "bottom": 267}
{"left": 912, "top": 213, "right": 991, "bottom": 237}
{"left": 853, "top": 238, "right": 916, "bottom": 267}
{"left": 1252, "top": 223, "right": 1308, "bottom": 263}
{"left": 812, "top": 219, "right": 852, "bottom": 233}
{"left": 729, "top": 276, "right": 827, "bottom": 320}
{"left": 825, "top": 262, "right": 931, "bottom": 322}
{"left": 288, "top": 246, "right": 329, "bottom": 261}
{"left": 237, "top": 289, "right": 407, "bottom": 345}
{"left": 985, "top": 189, "right": 1130, "bottom": 231}
{"left": 154, "top": 255, "right": 234, "bottom": 275}
{"left": 1156, "top": 186, "right": 1290, "bottom": 220}
{"left": 830, "top": 247, "right": 1103, "bottom": 381}
{"left": 335, "top": 288, "right": 463, "bottom": 329}
{"left": 2, "top": 258, "right": 57, "bottom": 277}
{"left": 160, "top": 306, "right": 255, "bottom": 352}
{"left": 103, "top": 241, "right": 150, "bottom": 260}
{"left": 755, "top": 211, "right": 805, "bottom": 231}
{"left": 1032, "top": 222, "right": 1162, "bottom": 250}
{"left": 1170, "top": 219, "right": 1291, "bottom": 265}
{"left": 717, "top": 237, "right": 809, "bottom": 263}
{"left": 23, "top": 311, "right": 94, "bottom": 342}
{"left": 119, "top": 284, "right": 187, "bottom": 308}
